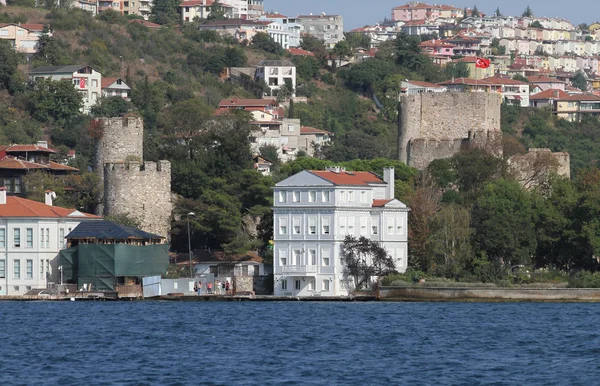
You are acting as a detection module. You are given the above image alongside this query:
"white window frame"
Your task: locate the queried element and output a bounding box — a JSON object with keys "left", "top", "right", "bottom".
{"left": 308, "top": 280, "right": 315, "bottom": 291}
{"left": 13, "top": 228, "right": 20, "bottom": 248}
{"left": 322, "top": 249, "right": 330, "bottom": 266}
{"left": 293, "top": 249, "right": 302, "bottom": 265}
{"left": 322, "top": 190, "right": 330, "bottom": 202}
{"left": 26, "top": 228, "right": 33, "bottom": 248}
{"left": 388, "top": 218, "right": 394, "bottom": 235}
{"left": 322, "top": 279, "right": 330, "bottom": 291}
{"left": 360, "top": 217, "right": 367, "bottom": 236}
{"left": 26, "top": 259, "right": 33, "bottom": 279}
{"left": 13, "top": 259, "right": 20, "bottom": 279}
{"left": 348, "top": 217, "right": 355, "bottom": 235}
{"left": 278, "top": 191, "right": 287, "bottom": 203}
{"left": 281, "top": 279, "right": 287, "bottom": 290}
{"left": 371, "top": 217, "right": 378, "bottom": 235}
{"left": 340, "top": 191, "right": 346, "bottom": 202}
{"left": 279, "top": 249, "right": 288, "bottom": 266}
{"left": 396, "top": 217, "right": 403, "bottom": 235}
{"left": 348, "top": 191, "right": 355, "bottom": 202}
{"left": 309, "top": 249, "right": 317, "bottom": 265}
{"left": 0, "top": 228, "right": 5, "bottom": 247}
{"left": 278, "top": 218, "right": 288, "bottom": 235}
{"left": 295, "top": 280, "right": 301, "bottom": 290}
{"left": 293, "top": 217, "right": 301, "bottom": 235}
{"left": 339, "top": 216, "right": 347, "bottom": 234}
{"left": 322, "top": 218, "right": 330, "bottom": 235}
{"left": 0, "top": 259, "right": 5, "bottom": 279}
{"left": 308, "top": 190, "right": 316, "bottom": 203}
{"left": 293, "top": 191, "right": 300, "bottom": 202}
{"left": 360, "top": 191, "right": 367, "bottom": 203}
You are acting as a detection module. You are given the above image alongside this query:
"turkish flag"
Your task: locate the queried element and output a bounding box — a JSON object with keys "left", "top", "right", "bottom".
{"left": 79, "top": 78, "right": 86, "bottom": 89}
{"left": 476, "top": 57, "right": 491, "bottom": 69}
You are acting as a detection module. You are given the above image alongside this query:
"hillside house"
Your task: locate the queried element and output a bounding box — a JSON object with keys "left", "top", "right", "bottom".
{"left": 29, "top": 65, "right": 102, "bottom": 113}
{"left": 101, "top": 77, "right": 131, "bottom": 100}
{"left": 255, "top": 60, "right": 296, "bottom": 97}
{"left": 0, "top": 142, "right": 78, "bottom": 197}
{"left": 0, "top": 23, "right": 47, "bottom": 55}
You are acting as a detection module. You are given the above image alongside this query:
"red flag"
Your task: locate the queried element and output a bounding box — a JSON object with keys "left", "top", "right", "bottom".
{"left": 79, "top": 78, "right": 86, "bottom": 89}
{"left": 475, "top": 57, "right": 491, "bottom": 69}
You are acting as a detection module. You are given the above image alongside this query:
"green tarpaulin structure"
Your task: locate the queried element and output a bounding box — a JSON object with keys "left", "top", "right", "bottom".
{"left": 58, "top": 244, "right": 169, "bottom": 291}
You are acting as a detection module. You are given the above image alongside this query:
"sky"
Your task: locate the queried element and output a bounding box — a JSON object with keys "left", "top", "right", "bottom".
{"left": 273, "top": 0, "right": 595, "bottom": 31}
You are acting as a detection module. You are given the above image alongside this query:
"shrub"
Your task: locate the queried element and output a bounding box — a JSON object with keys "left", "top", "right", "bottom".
{"left": 568, "top": 271, "right": 600, "bottom": 288}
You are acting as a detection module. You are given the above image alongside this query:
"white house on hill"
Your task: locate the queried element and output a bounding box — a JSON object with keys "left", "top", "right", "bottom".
{"left": 273, "top": 167, "right": 409, "bottom": 297}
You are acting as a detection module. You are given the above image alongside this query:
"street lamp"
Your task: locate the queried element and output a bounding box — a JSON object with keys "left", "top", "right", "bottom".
{"left": 187, "top": 212, "right": 196, "bottom": 278}
{"left": 58, "top": 265, "right": 63, "bottom": 286}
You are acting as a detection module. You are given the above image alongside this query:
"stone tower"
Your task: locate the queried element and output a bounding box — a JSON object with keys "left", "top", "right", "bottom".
{"left": 398, "top": 92, "right": 503, "bottom": 170}
{"left": 94, "top": 116, "right": 173, "bottom": 238}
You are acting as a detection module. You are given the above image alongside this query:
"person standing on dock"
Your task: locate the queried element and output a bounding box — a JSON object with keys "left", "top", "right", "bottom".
{"left": 215, "top": 280, "right": 221, "bottom": 295}
{"left": 225, "top": 281, "right": 230, "bottom": 295}
{"left": 207, "top": 282, "right": 213, "bottom": 294}
{"left": 196, "top": 281, "right": 202, "bottom": 296}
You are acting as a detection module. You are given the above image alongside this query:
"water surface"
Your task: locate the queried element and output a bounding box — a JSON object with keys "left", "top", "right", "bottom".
{"left": 0, "top": 301, "right": 598, "bottom": 385}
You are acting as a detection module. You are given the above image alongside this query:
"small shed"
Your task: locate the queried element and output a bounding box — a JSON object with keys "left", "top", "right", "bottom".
{"left": 58, "top": 221, "right": 169, "bottom": 293}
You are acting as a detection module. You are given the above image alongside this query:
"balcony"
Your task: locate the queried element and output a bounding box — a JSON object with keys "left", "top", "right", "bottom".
{"left": 281, "top": 265, "right": 317, "bottom": 274}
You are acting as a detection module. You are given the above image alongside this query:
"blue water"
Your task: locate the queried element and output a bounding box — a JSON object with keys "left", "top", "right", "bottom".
{"left": 1, "top": 301, "right": 599, "bottom": 385}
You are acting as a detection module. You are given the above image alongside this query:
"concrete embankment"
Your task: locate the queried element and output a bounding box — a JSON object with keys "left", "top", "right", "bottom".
{"left": 380, "top": 286, "right": 600, "bottom": 302}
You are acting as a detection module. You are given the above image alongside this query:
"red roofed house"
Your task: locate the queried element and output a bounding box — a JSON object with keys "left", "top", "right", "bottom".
{"left": 299, "top": 126, "right": 332, "bottom": 155}
{"left": 392, "top": 3, "right": 442, "bottom": 22}
{"left": 530, "top": 89, "right": 569, "bottom": 108}
{"left": 0, "top": 23, "right": 48, "bottom": 55}
{"left": 101, "top": 77, "right": 131, "bottom": 100}
{"left": 0, "top": 188, "right": 101, "bottom": 296}
{"left": 554, "top": 94, "right": 600, "bottom": 122}
{"left": 0, "top": 142, "right": 79, "bottom": 197}
{"left": 438, "top": 76, "right": 529, "bottom": 106}
{"left": 217, "top": 98, "right": 303, "bottom": 161}
{"left": 287, "top": 47, "right": 315, "bottom": 57}
{"left": 273, "top": 167, "right": 409, "bottom": 297}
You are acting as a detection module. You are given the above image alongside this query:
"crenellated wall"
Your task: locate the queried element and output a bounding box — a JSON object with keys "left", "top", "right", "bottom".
{"left": 104, "top": 161, "right": 173, "bottom": 238}
{"left": 94, "top": 116, "right": 173, "bottom": 239}
{"left": 398, "top": 92, "right": 503, "bottom": 169}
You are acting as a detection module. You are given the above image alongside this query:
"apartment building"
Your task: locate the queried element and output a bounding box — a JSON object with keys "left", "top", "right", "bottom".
{"left": 296, "top": 13, "right": 344, "bottom": 49}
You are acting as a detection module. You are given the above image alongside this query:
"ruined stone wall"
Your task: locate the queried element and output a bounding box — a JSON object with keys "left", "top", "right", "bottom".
{"left": 104, "top": 161, "right": 173, "bottom": 238}
{"left": 94, "top": 117, "right": 144, "bottom": 181}
{"left": 509, "top": 148, "right": 571, "bottom": 189}
{"left": 398, "top": 92, "right": 503, "bottom": 169}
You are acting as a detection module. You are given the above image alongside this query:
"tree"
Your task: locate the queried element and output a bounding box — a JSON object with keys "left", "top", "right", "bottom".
{"left": 471, "top": 5, "right": 480, "bottom": 17}
{"left": 450, "top": 148, "right": 503, "bottom": 198}
{"left": 26, "top": 78, "right": 83, "bottom": 126}
{"left": 512, "top": 74, "right": 529, "bottom": 83}
{"left": 259, "top": 145, "right": 281, "bottom": 166}
{"left": 572, "top": 71, "right": 587, "bottom": 91}
{"left": 428, "top": 205, "right": 473, "bottom": 273}
{"left": 530, "top": 20, "right": 543, "bottom": 29}
{"left": 0, "top": 39, "right": 19, "bottom": 91}
{"left": 522, "top": 5, "right": 533, "bottom": 18}
{"left": 340, "top": 235, "right": 396, "bottom": 291}
{"left": 150, "top": 0, "right": 180, "bottom": 25}
{"left": 490, "top": 38, "right": 506, "bottom": 55}
{"left": 495, "top": 7, "right": 502, "bottom": 16}
{"left": 471, "top": 179, "right": 537, "bottom": 267}
{"left": 32, "top": 35, "right": 72, "bottom": 66}
{"left": 345, "top": 32, "right": 371, "bottom": 49}
{"left": 251, "top": 32, "right": 283, "bottom": 54}
{"left": 332, "top": 40, "right": 351, "bottom": 68}
{"left": 443, "top": 61, "right": 470, "bottom": 79}
{"left": 90, "top": 96, "right": 131, "bottom": 118}
{"left": 207, "top": 1, "right": 226, "bottom": 21}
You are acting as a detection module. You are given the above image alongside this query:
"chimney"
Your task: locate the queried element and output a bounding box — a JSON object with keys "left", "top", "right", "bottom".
{"left": 383, "top": 168, "right": 395, "bottom": 200}
{"left": 0, "top": 187, "right": 6, "bottom": 205}
{"left": 45, "top": 190, "right": 56, "bottom": 206}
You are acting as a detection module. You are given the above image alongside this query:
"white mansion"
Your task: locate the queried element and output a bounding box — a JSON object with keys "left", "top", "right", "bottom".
{"left": 0, "top": 189, "right": 99, "bottom": 295}
{"left": 273, "top": 167, "right": 409, "bottom": 297}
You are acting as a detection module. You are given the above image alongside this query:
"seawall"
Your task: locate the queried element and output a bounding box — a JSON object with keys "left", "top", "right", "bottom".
{"left": 380, "top": 286, "right": 600, "bottom": 302}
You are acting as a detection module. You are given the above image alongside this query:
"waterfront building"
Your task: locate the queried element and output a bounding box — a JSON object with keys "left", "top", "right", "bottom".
{"left": 0, "top": 189, "right": 100, "bottom": 296}
{"left": 273, "top": 167, "right": 409, "bottom": 297}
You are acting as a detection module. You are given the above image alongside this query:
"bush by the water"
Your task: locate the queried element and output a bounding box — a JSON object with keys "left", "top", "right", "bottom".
{"left": 568, "top": 271, "right": 600, "bottom": 288}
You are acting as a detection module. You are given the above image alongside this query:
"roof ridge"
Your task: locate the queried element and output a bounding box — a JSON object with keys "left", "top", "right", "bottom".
{"left": 14, "top": 197, "right": 41, "bottom": 216}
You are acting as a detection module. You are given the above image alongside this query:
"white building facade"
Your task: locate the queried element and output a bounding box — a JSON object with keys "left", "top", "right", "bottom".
{"left": 0, "top": 190, "right": 99, "bottom": 296}
{"left": 273, "top": 167, "right": 409, "bottom": 297}
{"left": 255, "top": 60, "right": 296, "bottom": 97}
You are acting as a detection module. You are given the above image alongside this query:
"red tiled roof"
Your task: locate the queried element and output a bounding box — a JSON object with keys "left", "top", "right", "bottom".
{"left": 0, "top": 157, "right": 78, "bottom": 171}
{"left": 4, "top": 144, "right": 56, "bottom": 153}
{"left": 406, "top": 80, "right": 445, "bottom": 88}
{"left": 101, "top": 77, "right": 118, "bottom": 89}
{"left": 419, "top": 39, "right": 456, "bottom": 48}
{"left": 530, "top": 89, "right": 569, "bottom": 100}
{"left": 558, "top": 94, "right": 600, "bottom": 101}
{"left": 128, "top": 19, "right": 162, "bottom": 28}
{"left": 482, "top": 76, "right": 528, "bottom": 85}
{"left": 20, "top": 23, "right": 45, "bottom": 31}
{"left": 438, "top": 77, "right": 479, "bottom": 85}
{"left": 309, "top": 170, "right": 384, "bottom": 186}
{"left": 372, "top": 199, "right": 393, "bottom": 207}
{"left": 218, "top": 98, "right": 277, "bottom": 108}
{"left": 527, "top": 76, "right": 566, "bottom": 83}
{"left": 264, "top": 13, "right": 288, "bottom": 18}
{"left": 287, "top": 47, "right": 315, "bottom": 57}
{"left": 0, "top": 196, "right": 100, "bottom": 218}
{"left": 300, "top": 126, "right": 332, "bottom": 135}
{"left": 393, "top": 3, "right": 441, "bottom": 10}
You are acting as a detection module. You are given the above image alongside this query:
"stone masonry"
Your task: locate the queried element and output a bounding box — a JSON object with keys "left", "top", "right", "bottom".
{"left": 94, "top": 117, "right": 144, "bottom": 182}
{"left": 398, "top": 92, "right": 503, "bottom": 170}
{"left": 95, "top": 116, "right": 173, "bottom": 239}
{"left": 508, "top": 148, "right": 571, "bottom": 189}
{"left": 104, "top": 161, "right": 173, "bottom": 239}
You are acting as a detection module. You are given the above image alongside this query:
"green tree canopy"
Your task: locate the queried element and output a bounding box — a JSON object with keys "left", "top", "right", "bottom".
{"left": 251, "top": 32, "right": 284, "bottom": 54}
{"left": 471, "top": 179, "right": 537, "bottom": 266}
{"left": 522, "top": 5, "right": 533, "bottom": 17}
{"left": 26, "top": 78, "right": 83, "bottom": 126}
{"left": 0, "top": 39, "right": 20, "bottom": 91}
{"left": 90, "top": 96, "right": 131, "bottom": 118}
